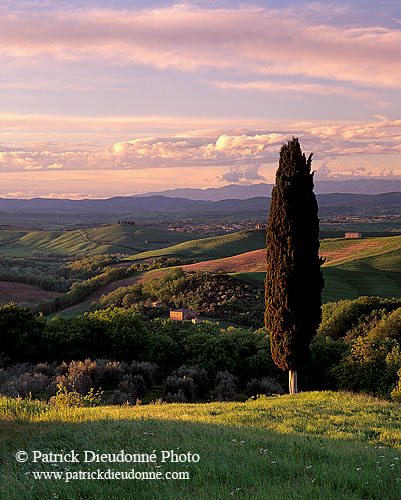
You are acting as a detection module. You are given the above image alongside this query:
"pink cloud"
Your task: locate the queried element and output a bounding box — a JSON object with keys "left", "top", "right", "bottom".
{"left": 212, "top": 80, "right": 373, "bottom": 99}
{"left": 0, "top": 117, "right": 399, "bottom": 174}
{"left": 0, "top": 5, "right": 400, "bottom": 88}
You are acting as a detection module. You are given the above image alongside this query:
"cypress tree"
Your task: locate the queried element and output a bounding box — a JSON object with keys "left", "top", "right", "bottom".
{"left": 265, "top": 137, "right": 324, "bottom": 394}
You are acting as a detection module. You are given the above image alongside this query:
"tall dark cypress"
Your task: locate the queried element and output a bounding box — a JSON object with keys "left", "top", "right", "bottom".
{"left": 265, "top": 138, "right": 324, "bottom": 394}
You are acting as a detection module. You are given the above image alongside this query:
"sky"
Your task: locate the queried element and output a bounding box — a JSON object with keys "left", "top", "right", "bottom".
{"left": 0, "top": 0, "right": 400, "bottom": 199}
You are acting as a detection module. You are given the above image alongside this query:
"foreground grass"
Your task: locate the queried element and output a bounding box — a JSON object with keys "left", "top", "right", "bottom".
{"left": 1, "top": 392, "right": 401, "bottom": 499}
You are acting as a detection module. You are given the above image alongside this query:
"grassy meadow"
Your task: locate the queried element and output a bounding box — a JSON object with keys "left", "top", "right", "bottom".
{"left": 230, "top": 235, "right": 401, "bottom": 303}
{"left": 0, "top": 225, "right": 202, "bottom": 258}
{"left": 1, "top": 392, "right": 401, "bottom": 500}
{"left": 127, "top": 230, "right": 266, "bottom": 262}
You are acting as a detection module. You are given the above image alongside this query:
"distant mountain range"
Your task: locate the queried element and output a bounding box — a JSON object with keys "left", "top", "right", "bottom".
{"left": 137, "top": 179, "right": 401, "bottom": 200}
{"left": 1, "top": 192, "right": 401, "bottom": 217}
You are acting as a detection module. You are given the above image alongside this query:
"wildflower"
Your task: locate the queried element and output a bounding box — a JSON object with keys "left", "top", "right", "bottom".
{"left": 305, "top": 465, "right": 312, "bottom": 469}
{"left": 355, "top": 467, "right": 361, "bottom": 471}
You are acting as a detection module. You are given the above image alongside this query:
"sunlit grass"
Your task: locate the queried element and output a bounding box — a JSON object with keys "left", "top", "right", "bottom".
{"left": 1, "top": 392, "right": 401, "bottom": 499}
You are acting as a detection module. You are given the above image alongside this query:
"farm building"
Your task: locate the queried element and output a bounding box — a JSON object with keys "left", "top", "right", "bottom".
{"left": 170, "top": 308, "right": 198, "bottom": 321}
{"left": 344, "top": 232, "right": 362, "bottom": 239}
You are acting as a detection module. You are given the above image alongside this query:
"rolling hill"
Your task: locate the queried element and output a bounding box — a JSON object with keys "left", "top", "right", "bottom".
{"left": 227, "top": 235, "right": 401, "bottom": 302}
{"left": 0, "top": 224, "right": 202, "bottom": 257}
{"left": 1, "top": 192, "right": 401, "bottom": 219}
{"left": 138, "top": 179, "right": 401, "bottom": 199}
{"left": 55, "top": 234, "right": 401, "bottom": 316}
{"left": 127, "top": 229, "right": 266, "bottom": 261}
{"left": 4, "top": 229, "right": 401, "bottom": 309}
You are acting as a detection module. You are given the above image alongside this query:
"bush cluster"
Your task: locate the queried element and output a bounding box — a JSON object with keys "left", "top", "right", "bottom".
{"left": 215, "top": 371, "right": 238, "bottom": 401}
{"left": 246, "top": 377, "right": 284, "bottom": 398}
{"left": 95, "top": 268, "right": 264, "bottom": 327}
{"left": 3, "top": 295, "right": 401, "bottom": 399}
{"left": 0, "top": 359, "right": 159, "bottom": 406}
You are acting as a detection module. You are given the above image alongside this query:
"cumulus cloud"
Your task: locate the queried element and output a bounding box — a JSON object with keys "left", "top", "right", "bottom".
{"left": 0, "top": 117, "right": 399, "bottom": 178}
{"left": 315, "top": 163, "right": 333, "bottom": 180}
{"left": 220, "top": 165, "right": 266, "bottom": 183}
{"left": 0, "top": 4, "right": 400, "bottom": 88}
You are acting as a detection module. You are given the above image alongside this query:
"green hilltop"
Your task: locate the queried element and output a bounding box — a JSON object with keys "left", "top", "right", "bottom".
{"left": 127, "top": 229, "right": 266, "bottom": 261}
{"left": 0, "top": 224, "right": 203, "bottom": 258}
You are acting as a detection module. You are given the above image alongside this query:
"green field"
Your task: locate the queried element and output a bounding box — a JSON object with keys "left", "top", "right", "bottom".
{"left": 1, "top": 392, "right": 401, "bottom": 499}
{"left": 0, "top": 225, "right": 201, "bottom": 257}
{"left": 127, "top": 230, "right": 266, "bottom": 262}
{"left": 321, "top": 236, "right": 401, "bottom": 301}
{"left": 233, "top": 267, "right": 401, "bottom": 304}
{"left": 231, "top": 235, "right": 401, "bottom": 302}
{"left": 4, "top": 228, "right": 401, "bottom": 308}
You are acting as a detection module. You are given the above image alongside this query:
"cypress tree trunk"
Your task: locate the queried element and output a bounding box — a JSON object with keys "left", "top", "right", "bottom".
{"left": 289, "top": 370, "right": 298, "bottom": 394}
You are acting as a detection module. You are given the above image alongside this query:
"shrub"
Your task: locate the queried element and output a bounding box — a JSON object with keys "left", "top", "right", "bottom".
{"left": 246, "top": 377, "right": 284, "bottom": 398}
{"left": 391, "top": 368, "right": 401, "bottom": 402}
{"left": 215, "top": 371, "right": 237, "bottom": 401}
{"left": 34, "top": 362, "right": 57, "bottom": 377}
{"left": 164, "top": 390, "right": 188, "bottom": 403}
{"left": 0, "top": 304, "right": 45, "bottom": 363}
{"left": 302, "top": 335, "right": 349, "bottom": 391}
{"left": 2, "top": 373, "right": 49, "bottom": 398}
{"left": 369, "top": 307, "right": 401, "bottom": 343}
{"left": 98, "top": 361, "right": 128, "bottom": 388}
{"left": 163, "top": 376, "right": 196, "bottom": 402}
{"left": 109, "top": 390, "right": 136, "bottom": 405}
{"left": 334, "top": 336, "right": 399, "bottom": 396}
{"left": 319, "top": 297, "right": 401, "bottom": 340}
{"left": 172, "top": 366, "right": 209, "bottom": 398}
{"left": 128, "top": 361, "right": 159, "bottom": 388}
{"left": 117, "top": 375, "right": 146, "bottom": 400}
{"left": 49, "top": 379, "right": 103, "bottom": 408}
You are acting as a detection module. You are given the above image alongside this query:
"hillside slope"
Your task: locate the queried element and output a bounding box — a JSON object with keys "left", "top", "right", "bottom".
{"left": 0, "top": 225, "right": 200, "bottom": 257}
{"left": 1, "top": 392, "right": 401, "bottom": 499}
{"left": 228, "top": 236, "right": 401, "bottom": 302}
{"left": 128, "top": 229, "right": 266, "bottom": 261}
